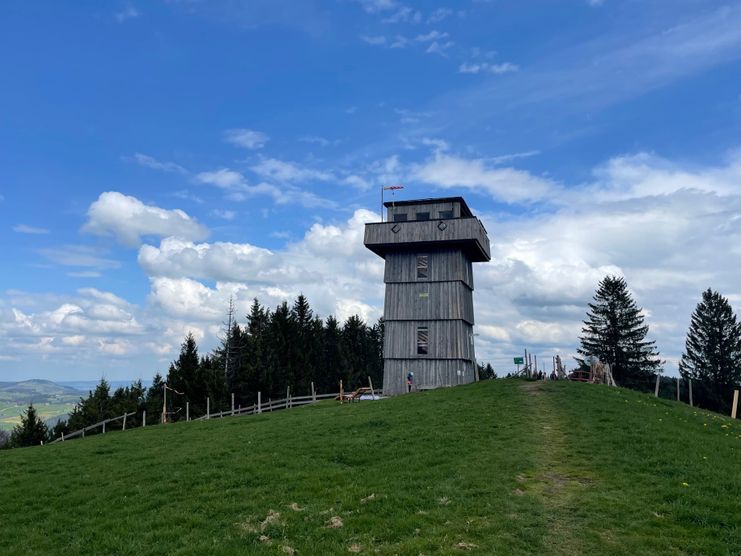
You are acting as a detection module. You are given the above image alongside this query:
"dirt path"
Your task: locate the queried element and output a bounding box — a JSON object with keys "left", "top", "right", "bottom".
{"left": 519, "top": 382, "right": 597, "bottom": 555}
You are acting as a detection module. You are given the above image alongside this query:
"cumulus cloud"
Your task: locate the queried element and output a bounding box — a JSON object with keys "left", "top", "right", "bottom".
{"left": 82, "top": 192, "right": 208, "bottom": 247}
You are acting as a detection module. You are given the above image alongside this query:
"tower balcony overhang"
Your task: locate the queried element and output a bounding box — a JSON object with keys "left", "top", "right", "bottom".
{"left": 364, "top": 217, "right": 491, "bottom": 262}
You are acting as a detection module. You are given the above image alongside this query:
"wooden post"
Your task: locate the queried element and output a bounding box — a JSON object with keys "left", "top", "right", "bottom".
{"left": 269, "top": 397, "right": 272, "bottom": 412}
{"left": 688, "top": 379, "right": 693, "bottom": 407}
{"left": 61, "top": 432, "right": 65, "bottom": 442}
{"left": 206, "top": 397, "right": 210, "bottom": 419}
{"left": 368, "top": 375, "right": 375, "bottom": 398}
{"left": 82, "top": 429, "right": 85, "bottom": 438}
{"left": 654, "top": 374, "right": 660, "bottom": 397}
{"left": 122, "top": 413, "right": 127, "bottom": 431}
{"left": 676, "top": 377, "right": 680, "bottom": 402}
{"left": 311, "top": 382, "right": 316, "bottom": 403}
{"left": 286, "top": 386, "right": 290, "bottom": 409}
{"left": 732, "top": 390, "right": 739, "bottom": 419}
{"left": 142, "top": 410, "right": 146, "bottom": 427}
{"left": 258, "top": 391, "right": 262, "bottom": 414}
{"left": 102, "top": 421, "right": 106, "bottom": 434}
{"left": 340, "top": 380, "right": 344, "bottom": 404}
{"left": 186, "top": 402, "right": 190, "bottom": 422}
{"left": 231, "top": 393, "right": 235, "bottom": 416}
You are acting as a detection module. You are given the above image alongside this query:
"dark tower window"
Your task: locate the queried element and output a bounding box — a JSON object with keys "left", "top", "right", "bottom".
{"left": 438, "top": 210, "right": 454, "bottom": 219}
{"left": 417, "top": 327, "right": 429, "bottom": 355}
{"left": 416, "top": 255, "right": 429, "bottom": 279}
{"left": 393, "top": 213, "right": 408, "bottom": 222}
{"left": 415, "top": 211, "right": 430, "bottom": 221}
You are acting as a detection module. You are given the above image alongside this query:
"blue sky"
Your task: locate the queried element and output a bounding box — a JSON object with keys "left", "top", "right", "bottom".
{"left": 1, "top": 0, "right": 740, "bottom": 381}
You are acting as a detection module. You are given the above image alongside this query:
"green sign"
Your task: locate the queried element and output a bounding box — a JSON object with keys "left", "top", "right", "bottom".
{"left": 513, "top": 357, "right": 524, "bottom": 365}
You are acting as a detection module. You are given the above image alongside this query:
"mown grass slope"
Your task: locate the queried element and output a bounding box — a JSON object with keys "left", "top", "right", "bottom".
{"left": 1, "top": 380, "right": 740, "bottom": 555}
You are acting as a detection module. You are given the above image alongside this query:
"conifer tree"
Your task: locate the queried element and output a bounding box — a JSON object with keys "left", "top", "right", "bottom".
{"left": 9, "top": 404, "right": 48, "bottom": 447}
{"left": 578, "top": 275, "right": 661, "bottom": 384}
{"left": 679, "top": 288, "right": 741, "bottom": 411}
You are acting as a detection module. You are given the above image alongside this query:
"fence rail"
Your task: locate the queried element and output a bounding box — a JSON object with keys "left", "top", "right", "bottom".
{"left": 47, "top": 375, "right": 382, "bottom": 446}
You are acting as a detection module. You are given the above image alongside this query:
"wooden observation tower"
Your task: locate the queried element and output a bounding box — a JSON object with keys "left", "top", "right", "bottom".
{"left": 364, "top": 197, "right": 491, "bottom": 395}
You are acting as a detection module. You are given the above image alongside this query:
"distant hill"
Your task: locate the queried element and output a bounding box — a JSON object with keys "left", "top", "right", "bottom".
{"left": 0, "top": 380, "right": 82, "bottom": 431}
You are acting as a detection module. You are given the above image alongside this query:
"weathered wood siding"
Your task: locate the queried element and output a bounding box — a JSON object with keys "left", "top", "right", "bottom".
{"left": 383, "top": 320, "right": 474, "bottom": 359}
{"left": 383, "top": 359, "right": 475, "bottom": 396}
{"left": 364, "top": 217, "right": 491, "bottom": 262}
{"left": 384, "top": 250, "right": 474, "bottom": 288}
{"left": 386, "top": 201, "right": 461, "bottom": 221}
{"left": 383, "top": 282, "right": 474, "bottom": 324}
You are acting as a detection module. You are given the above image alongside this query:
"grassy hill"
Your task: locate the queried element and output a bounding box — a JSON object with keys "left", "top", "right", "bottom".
{"left": 1, "top": 380, "right": 740, "bottom": 555}
{"left": 0, "top": 379, "right": 81, "bottom": 431}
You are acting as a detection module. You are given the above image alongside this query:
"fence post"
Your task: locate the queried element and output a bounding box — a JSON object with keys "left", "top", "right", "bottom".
{"left": 368, "top": 375, "right": 375, "bottom": 398}
{"left": 61, "top": 432, "right": 65, "bottom": 442}
{"left": 286, "top": 386, "right": 290, "bottom": 409}
{"left": 732, "top": 390, "right": 739, "bottom": 419}
{"left": 654, "top": 374, "right": 660, "bottom": 397}
{"left": 311, "top": 382, "right": 316, "bottom": 403}
{"left": 676, "top": 377, "right": 680, "bottom": 402}
{"left": 122, "top": 413, "right": 127, "bottom": 431}
{"left": 340, "top": 380, "right": 344, "bottom": 404}
{"left": 142, "top": 410, "right": 146, "bottom": 427}
{"left": 269, "top": 398, "right": 272, "bottom": 412}
{"left": 258, "top": 391, "right": 262, "bottom": 414}
{"left": 102, "top": 421, "right": 106, "bottom": 434}
{"left": 206, "top": 397, "right": 210, "bottom": 419}
{"left": 231, "top": 393, "right": 235, "bottom": 416}
{"left": 186, "top": 402, "right": 190, "bottom": 422}
{"left": 689, "top": 379, "right": 693, "bottom": 407}
{"left": 82, "top": 428, "right": 85, "bottom": 438}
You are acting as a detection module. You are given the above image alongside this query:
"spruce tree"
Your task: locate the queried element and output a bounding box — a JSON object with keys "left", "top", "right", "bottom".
{"left": 578, "top": 275, "right": 661, "bottom": 384}
{"left": 9, "top": 404, "right": 49, "bottom": 447}
{"left": 679, "top": 288, "right": 741, "bottom": 411}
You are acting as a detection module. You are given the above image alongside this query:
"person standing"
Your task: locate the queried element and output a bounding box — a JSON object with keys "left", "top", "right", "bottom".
{"left": 406, "top": 371, "right": 414, "bottom": 393}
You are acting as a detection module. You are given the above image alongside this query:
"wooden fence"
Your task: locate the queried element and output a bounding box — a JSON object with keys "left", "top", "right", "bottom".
{"left": 49, "top": 391, "right": 342, "bottom": 444}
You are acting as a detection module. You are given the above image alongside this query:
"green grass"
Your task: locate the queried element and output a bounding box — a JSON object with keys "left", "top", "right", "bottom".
{"left": 1, "top": 380, "right": 740, "bottom": 555}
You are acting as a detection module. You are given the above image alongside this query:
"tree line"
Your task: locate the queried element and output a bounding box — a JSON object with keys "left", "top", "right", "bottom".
{"left": 3, "top": 295, "right": 383, "bottom": 448}
{"left": 576, "top": 275, "right": 741, "bottom": 415}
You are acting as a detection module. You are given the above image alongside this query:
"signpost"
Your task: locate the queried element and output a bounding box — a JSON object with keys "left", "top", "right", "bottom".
{"left": 514, "top": 356, "right": 524, "bottom": 374}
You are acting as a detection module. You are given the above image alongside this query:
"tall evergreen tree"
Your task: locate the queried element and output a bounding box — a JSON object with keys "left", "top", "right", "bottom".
{"left": 578, "top": 275, "right": 662, "bottom": 384}
{"left": 9, "top": 404, "right": 48, "bottom": 447}
{"left": 679, "top": 288, "right": 741, "bottom": 411}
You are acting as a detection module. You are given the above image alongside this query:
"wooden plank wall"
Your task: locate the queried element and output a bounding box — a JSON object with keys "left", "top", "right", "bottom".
{"left": 383, "top": 359, "right": 475, "bottom": 396}
{"left": 383, "top": 320, "right": 474, "bottom": 359}
{"left": 383, "top": 282, "right": 474, "bottom": 323}
{"left": 364, "top": 218, "right": 491, "bottom": 262}
{"left": 386, "top": 201, "right": 460, "bottom": 221}
{"left": 384, "top": 250, "right": 474, "bottom": 288}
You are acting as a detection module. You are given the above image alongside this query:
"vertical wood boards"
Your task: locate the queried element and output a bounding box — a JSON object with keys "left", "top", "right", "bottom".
{"left": 732, "top": 390, "right": 739, "bottom": 419}
{"left": 384, "top": 320, "right": 474, "bottom": 359}
{"left": 383, "top": 282, "right": 474, "bottom": 323}
{"left": 384, "top": 250, "right": 474, "bottom": 288}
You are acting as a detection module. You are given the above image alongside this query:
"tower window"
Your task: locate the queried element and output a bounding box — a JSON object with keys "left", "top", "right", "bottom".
{"left": 415, "top": 211, "right": 430, "bottom": 221}
{"left": 417, "top": 327, "right": 429, "bottom": 355}
{"left": 438, "top": 210, "right": 454, "bottom": 219}
{"left": 393, "top": 213, "right": 408, "bottom": 222}
{"left": 416, "top": 255, "right": 429, "bottom": 279}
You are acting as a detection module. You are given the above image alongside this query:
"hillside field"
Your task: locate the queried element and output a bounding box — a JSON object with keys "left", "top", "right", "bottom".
{"left": 0, "top": 380, "right": 80, "bottom": 431}
{"left": 1, "top": 380, "right": 740, "bottom": 555}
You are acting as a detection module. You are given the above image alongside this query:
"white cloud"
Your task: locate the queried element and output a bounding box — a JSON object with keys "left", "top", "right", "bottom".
{"left": 196, "top": 168, "right": 246, "bottom": 190}
{"left": 361, "top": 35, "right": 387, "bottom": 46}
{"left": 354, "top": 0, "right": 398, "bottom": 14}
{"left": 249, "top": 158, "right": 334, "bottom": 183}
{"left": 115, "top": 4, "right": 139, "bottom": 22}
{"left": 415, "top": 30, "right": 448, "bottom": 42}
{"left": 82, "top": 192, "right": 208, "bottom": 247}
{"left": 131, "top": 153, "right": 187, "bottom": 174}
{"left": 210, "top": 209, "right": 236, "bottom": 220}
{"left": 382, "top": 7, "right": 421, "bottom": 24}
{"left": 427, "top": 8, "right": 453, "bottom": 23}
{"left": 39, "top": 245, "right": 120, "bottom": 269}
{"left": 426, "top": 41, "right": 454, "bottom": 56}
{"left": 412, "top": 151, "right": 556, "bottom": 203}
{"left": 299, "top": 135, "right": 333, "bottom": 147}
{"left": 13, "top": 224, "right": 49, "bottom": 234}
{"left": 459, "top": 62, "right": 519, "bottom": 74}
{"left": 223, "top": 128, "right": 269, "bottom": 150}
